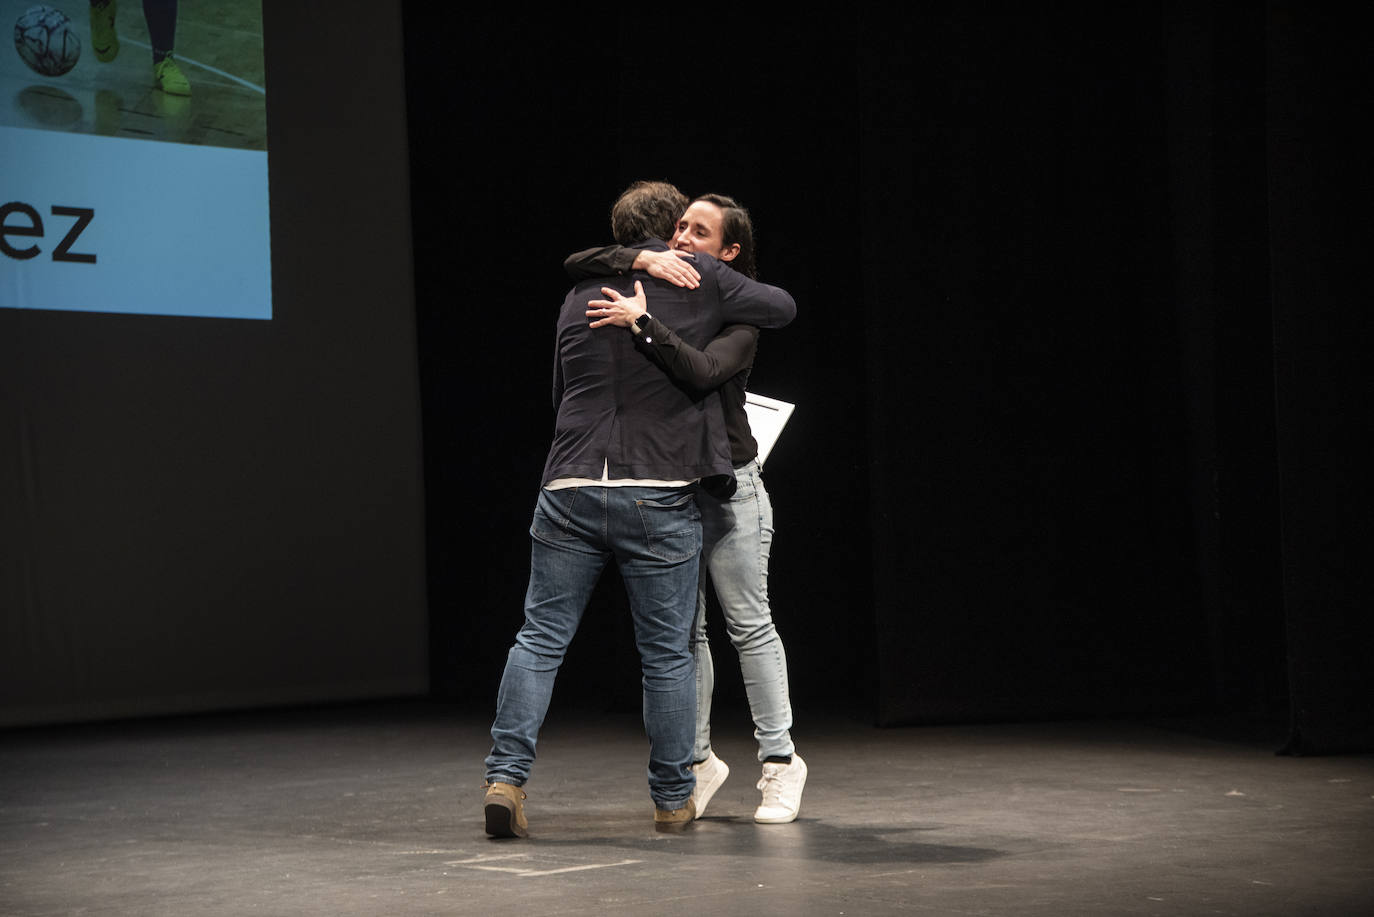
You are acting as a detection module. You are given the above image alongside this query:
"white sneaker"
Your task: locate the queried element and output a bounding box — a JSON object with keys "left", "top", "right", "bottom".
{"left": 691, "top": 751, "right": 729, "bottom": 819}
{"left": 754, "top": 754, "right": 807, "bottom": 824}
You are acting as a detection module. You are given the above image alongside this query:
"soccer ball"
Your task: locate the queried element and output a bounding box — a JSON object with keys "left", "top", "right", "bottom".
{"left": 14, "top": 5, "right": 81, "bottom": 77}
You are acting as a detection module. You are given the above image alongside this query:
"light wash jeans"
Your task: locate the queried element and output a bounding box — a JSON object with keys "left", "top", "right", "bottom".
{"left": 692, "top": 460, "right": 795, "bottom": 763}
{"left": 485, "top": 485, "right": 700, "bottom": 809}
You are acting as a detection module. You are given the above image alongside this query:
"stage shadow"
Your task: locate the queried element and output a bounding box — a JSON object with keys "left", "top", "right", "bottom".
{"left": 510, "top": 816, "right": 1003, "bottom": 867}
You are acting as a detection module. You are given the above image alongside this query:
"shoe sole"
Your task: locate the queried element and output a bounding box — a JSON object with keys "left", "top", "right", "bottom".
{"left": 484, "top": 798, "right": 527, "bottom": 838}
{"left": 753, "top": 809, "right": 800, "bottom": 824}
{"left": 654, "top": 817, "right": 693, "bottom": 834}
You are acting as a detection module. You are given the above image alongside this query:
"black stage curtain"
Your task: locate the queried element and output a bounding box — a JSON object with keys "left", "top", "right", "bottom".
{"left": 406, "top": 3, "right": 1369, "bottom": 751}
{"left": 1266, "top": 7, "right": 1374, "bottom": 755}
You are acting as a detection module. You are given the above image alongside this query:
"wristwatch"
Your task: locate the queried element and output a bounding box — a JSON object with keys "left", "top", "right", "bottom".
{"left": 632, "top": 313, "right": 653, "bottom": 338}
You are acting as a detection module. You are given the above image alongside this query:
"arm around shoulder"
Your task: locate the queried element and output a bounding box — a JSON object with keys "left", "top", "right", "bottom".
{"left": 565, "top": 244, "right": 637, "bottom": 280}
{"left": 715, "top": 264, "right": 797, "bottom": 329}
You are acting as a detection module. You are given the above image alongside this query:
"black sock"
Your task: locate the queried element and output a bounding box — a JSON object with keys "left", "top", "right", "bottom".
{"left": 143, "top": 0, "right": 177, "bottom": 60}
{"left": 763, "top": 755, "right": 792, "bottom": 765}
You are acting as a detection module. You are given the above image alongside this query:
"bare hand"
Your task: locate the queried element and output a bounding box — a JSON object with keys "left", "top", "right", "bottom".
{"left": 587, "top": 281, "right": 648, "bottom": 329}
{"left": 635, "top": 249, "right": 700, "bottom": 289}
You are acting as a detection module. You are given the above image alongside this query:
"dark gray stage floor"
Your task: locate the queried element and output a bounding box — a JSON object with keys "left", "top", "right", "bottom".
{"left": 1, "top": 701, "right": 1371, "bottom": 916}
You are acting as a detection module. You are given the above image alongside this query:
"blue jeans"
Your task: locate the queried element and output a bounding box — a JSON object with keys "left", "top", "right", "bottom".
{"left": 692, "top": 460, "right": 795, "bottom": 763}
{"left": 485, "top": 485, "right": 700, "bottom": 810}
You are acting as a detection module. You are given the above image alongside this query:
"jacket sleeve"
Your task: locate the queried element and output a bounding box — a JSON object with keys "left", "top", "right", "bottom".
{"left": 635, "top": 321, "right": 758, "bottom": 392}
{"left": 713, "top": 262, "right": 797, "bottom": 329}
{"left": 552, "top": 334, "right": 564, "bottom": 410}
{"left": 564, "top": 244, "right": 638, "bottom": 280}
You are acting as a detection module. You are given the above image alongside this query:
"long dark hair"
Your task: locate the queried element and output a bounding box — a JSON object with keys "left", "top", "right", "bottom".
{"left": 693, "top": 193, "right": 757, "bottom": 279}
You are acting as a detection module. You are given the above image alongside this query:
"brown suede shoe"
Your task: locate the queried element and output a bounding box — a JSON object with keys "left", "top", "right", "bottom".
{"left": 653, "top": 797, "right": 696, "bottom": 833}
{"left": 483, "top": 781, "right": 528, "bottom": 838}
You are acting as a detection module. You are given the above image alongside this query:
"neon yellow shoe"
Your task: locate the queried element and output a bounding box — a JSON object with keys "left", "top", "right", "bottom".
{"left": 89, "top": 0, "right": 120, "bottom": 62}
{"left": 154, "top": 56, "right": 191, "bottom": 96}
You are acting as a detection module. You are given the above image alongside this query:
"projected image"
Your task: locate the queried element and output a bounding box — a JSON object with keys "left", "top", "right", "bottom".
{"left": 2, "top": 0, "right": 265, "bottom": 148}
{"left": 1, "top": 0, "right": 271, "bottom": 319}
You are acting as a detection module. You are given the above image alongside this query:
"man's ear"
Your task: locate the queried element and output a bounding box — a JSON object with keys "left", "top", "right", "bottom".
{"left": 719, "top": 242, "right": 741, "bottom": 263}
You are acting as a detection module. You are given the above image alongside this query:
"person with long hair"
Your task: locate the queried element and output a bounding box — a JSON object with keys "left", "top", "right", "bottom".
{"left": 569, "top": 193, "right": 807, "bottom": 824}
